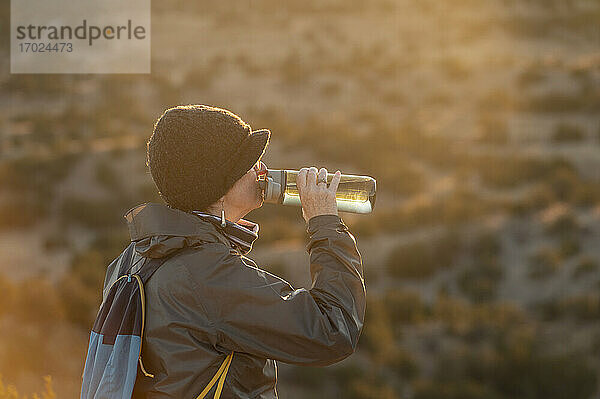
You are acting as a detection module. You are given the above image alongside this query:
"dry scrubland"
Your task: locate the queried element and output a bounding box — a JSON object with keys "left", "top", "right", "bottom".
{"left": 1, "top": 0, "right": 600, "bottom": 397}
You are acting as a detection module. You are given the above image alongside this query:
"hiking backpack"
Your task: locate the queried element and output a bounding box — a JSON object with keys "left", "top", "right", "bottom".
{"left": 80, "top": 242, "right": 234, "bottom": 399}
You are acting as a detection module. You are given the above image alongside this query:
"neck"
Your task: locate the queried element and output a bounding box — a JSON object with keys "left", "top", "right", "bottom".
{"left": 204, "top": 207, "right": 245, "bottom": 224}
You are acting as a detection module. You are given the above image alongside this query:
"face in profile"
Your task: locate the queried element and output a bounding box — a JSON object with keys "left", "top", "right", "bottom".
{"left": 224, "top": 160, "right": 267, "bottom": 216}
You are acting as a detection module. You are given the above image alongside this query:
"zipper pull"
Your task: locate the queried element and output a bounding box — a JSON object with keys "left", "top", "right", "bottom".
{"left": 127, "top": 274, "right": 132, "bottom": 283}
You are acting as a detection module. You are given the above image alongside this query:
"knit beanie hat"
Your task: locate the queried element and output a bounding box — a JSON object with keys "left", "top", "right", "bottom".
{"left": 146, "top": 105, "right": 270, "bottom": 212}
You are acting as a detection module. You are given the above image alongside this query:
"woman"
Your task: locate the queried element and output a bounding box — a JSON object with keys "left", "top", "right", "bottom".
{"left": 116, "top": 105, "right": 365, "bottom": 398}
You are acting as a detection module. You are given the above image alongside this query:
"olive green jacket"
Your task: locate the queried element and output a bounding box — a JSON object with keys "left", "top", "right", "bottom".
{"left": 102, "top": 202, "right": 365, "bottom": 398}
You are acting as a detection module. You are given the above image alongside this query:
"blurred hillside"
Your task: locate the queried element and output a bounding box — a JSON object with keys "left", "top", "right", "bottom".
{"left": 1, "top": 0, "right": 600, "bottom": 397}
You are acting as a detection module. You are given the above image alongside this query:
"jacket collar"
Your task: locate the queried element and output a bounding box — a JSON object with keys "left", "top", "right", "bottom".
{"left": 124, "top": 202, "right": 231, "bottom": 258}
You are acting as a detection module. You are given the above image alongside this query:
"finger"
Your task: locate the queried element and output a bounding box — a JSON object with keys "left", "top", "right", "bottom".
{"left": 317, "top": 168, "right": 328, "bottom": 186}
{"left": 329, "top": 170, "right": 342, "bottom": 193}
{"left": 297, "top": 168, "right": 308, "bottom": 193}
{"left": 307, "top": 167, "right": 318, "bottom": 189}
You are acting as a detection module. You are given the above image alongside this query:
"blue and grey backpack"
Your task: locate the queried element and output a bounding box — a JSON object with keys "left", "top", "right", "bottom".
{"left": 80, "top": 242, "right": 234, "bottom": 399}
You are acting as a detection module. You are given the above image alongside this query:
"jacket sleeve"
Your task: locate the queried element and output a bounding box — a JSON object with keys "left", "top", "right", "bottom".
{"left": 195, "top": 214, "right": 366, "bottom": 367}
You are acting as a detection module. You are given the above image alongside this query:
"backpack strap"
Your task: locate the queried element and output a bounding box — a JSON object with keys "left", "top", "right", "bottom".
{"left": 128, "top": 247, "right": 185, "bottom": 378}
{"left": 115, "top": 242, "right": 137, "bottom": 278}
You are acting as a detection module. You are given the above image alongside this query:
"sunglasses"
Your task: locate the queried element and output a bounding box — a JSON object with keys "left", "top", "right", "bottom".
{"left": 253, "top": 161, "right": 268, "bottom": 179}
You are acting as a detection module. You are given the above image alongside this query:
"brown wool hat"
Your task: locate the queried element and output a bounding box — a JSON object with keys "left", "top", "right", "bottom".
{"left": 146, "top": 105, "right": 270, "bottom": 212}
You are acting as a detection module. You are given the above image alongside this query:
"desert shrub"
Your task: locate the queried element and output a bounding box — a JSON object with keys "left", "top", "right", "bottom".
{"left": 471, "top": 233, "right": 502, "bottom": 260}
{"left": 528, "top": 247, "right": 562, "bottom": 279}
{"left": 384, "top": 289, "right": 429, "bottom": 325}
{"left": 424, "top": 323, "right": 597, "bottom": 399}
{"left": 478, "top": 89, "right": 514, "bottom": 112}
{"left": 551, "top": 123, "right": 585, "bottom": 142}
{"left": 59, "top": 273, "right": 101, "bottom": 330}
{"left": 0, "top": 194, "right": 47, "bottom": 230}
{"left": 359, "top": 297, "right": 396, "bottom": 359}
{"left": 522, "top": 88, "right": 600, "bottom": 114}
{"left": 0, "top": 275, "right": 16, "bottom": 318}
{"left": 438, "top": 56, "right": 471, "bottom": 80}
{"left": 60, "top": 196, "right": 127, "bottom": 229}
{"left": 0, "top": 154, "right": 79, "bottom": 196}
{"left": 287, "top": 366, "right": 328, "bottom": 391}
{"left": 413, "top": 380, "right": 503, "bottom": 399}
{"left": 94, "top": 159, "right": 121, "bottom": 191}
{"left": 468, "top": 155, "right": 573, "bottom": 189}
{"left": 91, "top": 230, "right": 133, "bottom": 258}
{"left": 320, "top": 81, "right": 342, "bottom": 97}
{"left": 517, "top": 64, "right": 547, "bottom": 88}
{"left": 571, "top": 256, "right": 598, "bottom": 279}
{"left": 508, "top": 184, "right": 554, "bottom": 216}
{"left": 186, "top": 63, "right": 217, "bottom": 89}
{"left": 437, "top": 188, "right": 493, "bottom": 225}
{"left": 43, "top": 233, "right": 70, "bottom": 253}
{"left": 542, "top": 209, "right": 580, "bottom": 237}
{"left": 541, "top": 167, "right": 598, "bottom": 205}
{"left": 387, "top": 347, "right": 419, "bottom": 380}
{"left": 477, "top": 114, "right": 509, "bottom": 145}
{"left": 13, "top": 278, "right": 66, "bottom": 325}
{"left": 558, "top": 236, "right": 580, "bottom": 259}
{"left": 59, "top": 248, "right": 111, "bottom": 328}
{"left": 386, "top": 232, "right": 462, "bottom": 280}
{"left": 476, "top": 347, "right": 596, "bottom": 399}
{"left": 280, "top": 49, "right": 309, "bottom": 84}
{"left": 346, "top": 379, "right": 399, "bottom": 399}
{"left": 538, "top": 293, "right": 600, "bottom": 322}
{"left": 0, "top": 374, "right": 55, "bottom": 399}
{"left": 559, "top": 294, "right": 600, "bottom": 321}
{"left": 458, "top": 258, "right": 504, "bottom": 302}
{"left": 381, "top": 90, "right": 406, "bottom": 106}
{"left": 433, "top": 294, "right": 525, "bottom": 339}
{"left": 2, "top": 74, "right": 66, "bottom": 95}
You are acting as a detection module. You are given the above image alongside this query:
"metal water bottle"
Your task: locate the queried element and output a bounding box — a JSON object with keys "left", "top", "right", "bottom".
{"left": 258, "top": 169, "right": 376, "bottom": 214}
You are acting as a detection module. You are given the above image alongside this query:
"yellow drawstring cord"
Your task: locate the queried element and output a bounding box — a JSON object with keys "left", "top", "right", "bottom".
{"left": 133, "top": 274, "right": 155, "bottom": 378}
{"left": 196, "top": 352, "right": 234, "bottom": 399}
